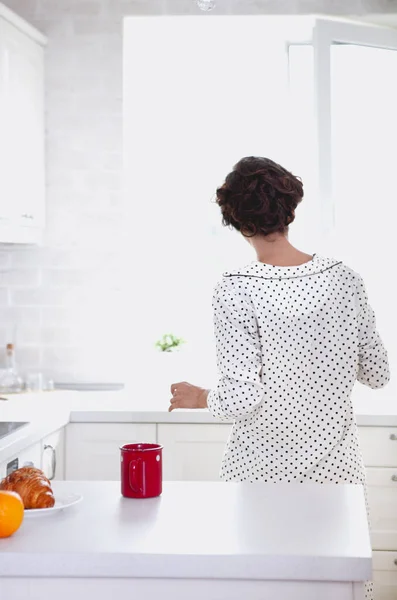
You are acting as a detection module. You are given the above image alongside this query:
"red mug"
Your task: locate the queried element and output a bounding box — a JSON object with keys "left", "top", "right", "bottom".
{"left": 120, "top": 443, "right": 163, "bottom": 499}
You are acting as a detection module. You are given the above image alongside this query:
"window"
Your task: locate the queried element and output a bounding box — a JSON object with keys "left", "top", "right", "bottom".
{"left": 123, "top": 16, "right": 396, "bottom": 397}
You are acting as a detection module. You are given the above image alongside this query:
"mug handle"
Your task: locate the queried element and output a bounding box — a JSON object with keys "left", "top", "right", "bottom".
{"left": 129, "top": 458, "right": 144, "bottom": 495}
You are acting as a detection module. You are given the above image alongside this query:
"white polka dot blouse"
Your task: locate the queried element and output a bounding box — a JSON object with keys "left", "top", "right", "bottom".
{"left": 207, "top": 254, "right": 390, "bottom": 483}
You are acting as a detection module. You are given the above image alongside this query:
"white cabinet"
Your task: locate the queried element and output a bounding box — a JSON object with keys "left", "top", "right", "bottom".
{"left": 41, "top": 428, "right": 65, "bottom": 481}
{"left": 366, "top": 468, "right": 397, "bottom": 552}
{"left": 65, "top": 423, "right": 157, "bottom": 480}
{"left": 0, "top": 441, "right": 42, "bottom": 479}
{"left": 0, "top": 4, "right": 46, "bottom": 243}
{"left": 358, "top": 427, "right": 397, "bottom": 599}
{"left": 157, "top": 424, "right": 231, "bottom": 481}
{"left": 359, "top": 427, "right": 397, "bottom": 468}
{"left": 373, "top": 552, "right": 397, "bottom": 600}
{"left": 0, "top": 430, "right": 64, "bottom": 482}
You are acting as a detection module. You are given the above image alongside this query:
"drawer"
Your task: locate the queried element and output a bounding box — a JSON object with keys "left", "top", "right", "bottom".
{"left": 367, "top": 468, "right": 397, "bottom": 551}
{"left": 65, "top": 423, "right": 157, "bottom": 480}
{"left": 157, "top": 424, "right": 231, "bottom": 481}
{"left": 374, "top": 551, "right": 397, "bottom": 571}
{"left": 359, "top": 427, "right": 397, "bottom": 467}
{"left": 373, "top": 552, "right": 397, "bottom": 600}
{"left": 0, "top": 442, "right": 42, "bottom": 479}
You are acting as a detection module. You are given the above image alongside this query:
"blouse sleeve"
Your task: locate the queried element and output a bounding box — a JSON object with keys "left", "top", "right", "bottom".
{"left": 207, "top": 281, "right": 265, "bottom": 421}
{"left": 355, "top": 275, "right": 390, "bottom": 389}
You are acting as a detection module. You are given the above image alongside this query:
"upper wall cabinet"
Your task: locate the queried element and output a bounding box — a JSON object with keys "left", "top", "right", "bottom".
{"left": 0, "top": 3, "right": 46, "bottom": 244}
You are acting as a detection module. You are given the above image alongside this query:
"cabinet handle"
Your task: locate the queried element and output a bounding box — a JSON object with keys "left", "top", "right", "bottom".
{"left": 392, "top": 475, "right": 397, "bottom": 482}
{"left": 390, "top": 434, "right": 397, "bottom": 441}
{"left": 43, "top": 444, "right": 56, "bottom": 480}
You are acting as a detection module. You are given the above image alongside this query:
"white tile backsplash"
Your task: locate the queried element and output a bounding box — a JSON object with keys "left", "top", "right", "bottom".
{"left": 73, "top": 17, "right": 121, "bottom": 35}
{"left": 10, "top": 249, "right": 43, "bottom": 269}
{"left": 42, "top": 346, "right": 80, "bottom": 369}
{"left": 0, "top": 307, "right": 41, "bottom": 326}
{"left": 41, "top": 326, "right": 74, "bottom": 346}
{"left": 0, "top": 269, "right": 41, "bottom": 288}
{"left": 70, "top": 1, "right": 104, "bottom": 17}
{"left": 15, "top": 347, "right": 42, "bottom": 370}
{"left": 0, "top": 289, "right": 10, "bottom": 307}
{"left": 0, "top": 0, "right": 395, "bottom": 382}
{"left": 41, "top": 269, "right": 93, "bottom": 288}
{"left": 10, "top": 288, "right": 71, "bottom": 308}
{"left": 0, "top": 254, "right": 11, "bottom": 269}
{"left": 16, "top": 325, "right": 43, "bottom": 346}
{"left": 40, "top": 307, "right": 74, "bottom": 326}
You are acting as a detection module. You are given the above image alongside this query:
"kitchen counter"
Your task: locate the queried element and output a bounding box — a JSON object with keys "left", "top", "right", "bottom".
{"left": 0, "top": 481, "right": 371, "bottom": 599}
{"left": 0, "top": 385, "right": 396, "bottom": 466}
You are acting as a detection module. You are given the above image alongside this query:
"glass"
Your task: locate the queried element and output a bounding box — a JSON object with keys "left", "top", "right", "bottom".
{"left": 0, "top": 371, "right": 23, "bottom": 394}
{"left": 0, "top": 344, "right": 23, "bottom": 393}
{"left": 287, "top": 44, "right": 319, "bottom": 250}
{"left": 330, "top": 43, "right": 397, "bottom": 382}
{"left": 45, "top": 379, "right": 55, "bottom": 391}
{"left": 25, "top": 372, "right": 44, "bottom": 392}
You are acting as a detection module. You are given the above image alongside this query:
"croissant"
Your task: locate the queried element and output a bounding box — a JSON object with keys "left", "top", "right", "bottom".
{"left": 0, "top": 467, "right": 55, "bottom": 509}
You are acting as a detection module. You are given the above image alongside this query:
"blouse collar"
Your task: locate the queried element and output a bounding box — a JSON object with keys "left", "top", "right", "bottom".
{"left": 223, "top": 254, "right": 342, "bottom": 280}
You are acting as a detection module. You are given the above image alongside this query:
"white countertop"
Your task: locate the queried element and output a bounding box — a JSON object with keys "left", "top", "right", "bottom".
{"left": 0, "top": 386, "right": 396, "bottom": 465}
{"left": 0, "top": 480, "right": 372, "bottom": 582}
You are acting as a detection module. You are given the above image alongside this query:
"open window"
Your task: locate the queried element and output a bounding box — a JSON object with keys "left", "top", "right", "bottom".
{"left": 289, "top": 18, "right": 397, "bottom": 396}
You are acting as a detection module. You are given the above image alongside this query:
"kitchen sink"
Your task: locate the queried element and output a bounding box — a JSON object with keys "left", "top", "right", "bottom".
{"left": 0, "top": 422, "right": 29, "bottom": 441}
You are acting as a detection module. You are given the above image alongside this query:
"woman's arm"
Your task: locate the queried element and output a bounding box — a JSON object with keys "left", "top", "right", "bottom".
{"left": 355, "top": 275, "right": 390, "bottom": 389}
{"left": 206, "top": 281, "right": 265, "bottom": 420}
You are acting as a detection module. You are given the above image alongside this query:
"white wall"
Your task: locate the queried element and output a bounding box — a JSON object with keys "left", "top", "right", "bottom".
{"left": 0, "top": 0, "right": 395, "bottom": 383}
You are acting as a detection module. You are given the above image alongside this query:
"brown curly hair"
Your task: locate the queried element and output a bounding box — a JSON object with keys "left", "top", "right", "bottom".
{"left": 216, "top": 157, "right": 304, "bottom": 237}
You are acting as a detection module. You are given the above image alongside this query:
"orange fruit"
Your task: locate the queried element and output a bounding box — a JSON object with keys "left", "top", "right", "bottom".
{"left": 0, "top": 491, "right": 24, "bottom": 538}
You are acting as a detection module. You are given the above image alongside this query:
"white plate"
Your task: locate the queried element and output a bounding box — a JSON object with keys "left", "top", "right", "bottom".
{"left": 24, "top": 492, "right": 83, "bottom": 517}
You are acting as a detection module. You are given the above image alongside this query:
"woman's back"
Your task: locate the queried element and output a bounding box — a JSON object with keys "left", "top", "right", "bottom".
{"left": 208, "top": 255, "right": 390, "bottom": 483}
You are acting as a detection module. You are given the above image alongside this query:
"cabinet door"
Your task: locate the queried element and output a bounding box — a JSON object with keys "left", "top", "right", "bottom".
{"left": 157, "top": 424, "right": 231, "bottom": 481}
{"left": 0, "top": 442, "right": 42, "bottom": 479}
{"left": 366, "top": 468, "right": 397, "bottom": 551}
{"left": 41, "top": 428, "right": 65, "bottom": 481}
{"left": 373, "top": 552, "right": 397, "bottom": 600}
{"left": 358, "top": 427, "right": 397, "bottom": 467}
{"left": 65, "top": 423, "right": 157, "bottom": 480}
{"left": 0, "top": 17, "right": 45, "bottom": 230}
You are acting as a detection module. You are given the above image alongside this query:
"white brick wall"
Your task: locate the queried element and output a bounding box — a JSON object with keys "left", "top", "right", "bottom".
{"left": 0, "top": 0, "right": 394, "bottom": 383}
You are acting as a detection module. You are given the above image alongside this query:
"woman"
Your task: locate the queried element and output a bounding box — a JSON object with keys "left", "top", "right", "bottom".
{"left": 169, "top": 156, "right": 390, "bottom": 599}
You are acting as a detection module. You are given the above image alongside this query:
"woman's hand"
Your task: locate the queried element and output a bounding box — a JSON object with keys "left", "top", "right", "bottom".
{"left": 169, "top": 382, "right": 209, "bottom": 412}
